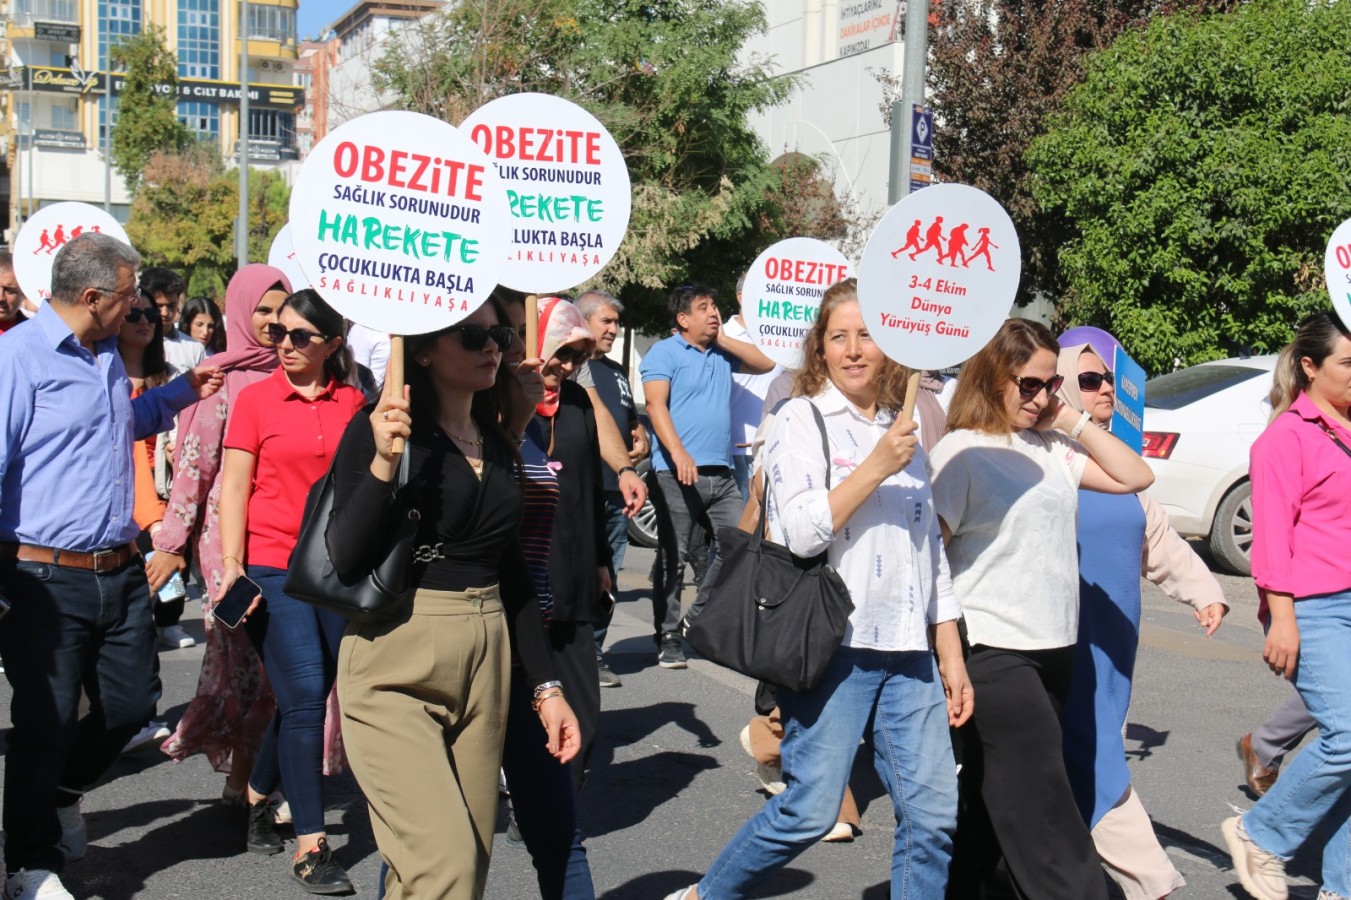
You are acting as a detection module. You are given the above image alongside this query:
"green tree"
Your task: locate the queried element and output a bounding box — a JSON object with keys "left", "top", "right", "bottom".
{"left": 1027, "top": 0, "right": 1351, "bottom": 371}
{"left": 372, "top": 0, "right": 797, "bottom": 333}
{"left": 109, "top": 25, "right": 192, "bottom": 192}
{"left": 126, "top": 146, "right": 291, "bottom": 297}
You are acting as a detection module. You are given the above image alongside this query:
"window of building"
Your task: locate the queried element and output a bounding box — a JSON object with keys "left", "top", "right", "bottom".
{"left": 15, "top": 0, "right": 79, "bottom": 27}
{"left": 98, "top": 1, "right": 140, "bottom": 144}
{"left": 179, "top": 100, "right": 219, "bottom": 140}
{"left": 49, "top": 97, "right": 78, "bottom": 131}
{"left": 178, "top": 0, "right": 220, "bottom": 80}
{"left": 246, "top": 108, "right": 296, "bottom": 148}
{"left": 247, "top": 5, "right": 296, "bottom": 43}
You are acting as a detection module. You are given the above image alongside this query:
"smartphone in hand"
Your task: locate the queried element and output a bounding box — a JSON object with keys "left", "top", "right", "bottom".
{"left": 212, "top": 575, "right": 262, "bottom": 629}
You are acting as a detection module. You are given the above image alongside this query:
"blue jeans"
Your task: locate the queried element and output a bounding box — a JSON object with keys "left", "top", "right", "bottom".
{"left": 0, "top": 558, "right": 160, "bottom": 873}
{"left": 699, "top": 647, "right": 957, "bottom": 899}
{"left": 244, "top": 565, "right": 346, "bottom": 836}
{"left": 1244, "top": 592, "right": 1351, "bottom": 896}
{"left": 502, "top": 668, "right": 596, "bottom": 900}
{"left": 593, "top": 491, "right": 629, "bottom": 659}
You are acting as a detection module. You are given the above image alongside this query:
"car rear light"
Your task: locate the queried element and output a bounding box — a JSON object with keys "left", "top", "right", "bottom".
{"left": 1142, "top": 432, "right": 1178, "bottom": 459}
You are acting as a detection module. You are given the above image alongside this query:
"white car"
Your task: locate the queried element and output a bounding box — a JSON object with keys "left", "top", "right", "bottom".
{"left": 1141, "top": 354, "right": 1277, "bottom": 575}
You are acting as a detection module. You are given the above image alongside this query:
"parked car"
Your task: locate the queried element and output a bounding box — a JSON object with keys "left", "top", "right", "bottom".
{"left": 626, "top": 454, "right": 659, "bottom": 548}
{"left": 1141, "top": 355, "right": 1276, "bottom": 575}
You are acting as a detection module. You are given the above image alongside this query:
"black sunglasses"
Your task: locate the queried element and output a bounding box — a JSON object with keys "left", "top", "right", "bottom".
{"left": 265, "top": 323, "right": 330, "bottom": 349}
{"left": 125, "top": 306, "right": 162, "bottom": 325}
{"left": 1012, "top": 374, "right": 1065, "bottom": 400}
{"left": 553, "top": 344, "right": 590, "bottom": 366}
{"left": 1078, "top": 371, "right": 1115, "bottom": 392}
{"left": 445, "top": 323, "right": 516, "bottom": 351}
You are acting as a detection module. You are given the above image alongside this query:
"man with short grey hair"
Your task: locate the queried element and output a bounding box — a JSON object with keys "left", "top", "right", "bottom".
{"left": 0, "top": 233, "right": 223, "bottom": 899}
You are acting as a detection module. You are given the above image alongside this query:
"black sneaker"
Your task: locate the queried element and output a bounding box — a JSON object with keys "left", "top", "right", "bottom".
{"left": 658, "top": 633, "right": 687, "bottom": 669}
{"left": 246, "top": 798, "right": 283, "bottom": 855}
{"left": 291, "top": 838, "right": 354, "bottom": 895}
{"left": 598, "top": 660, "right": 623, "bottom": 688}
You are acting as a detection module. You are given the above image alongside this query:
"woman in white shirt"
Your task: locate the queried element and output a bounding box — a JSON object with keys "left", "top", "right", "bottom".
{"left": 930, "top": 318, "right": 1154, "bottom": 899}
{"left": 665, "top": 279, "right": 972, "bottom": 900}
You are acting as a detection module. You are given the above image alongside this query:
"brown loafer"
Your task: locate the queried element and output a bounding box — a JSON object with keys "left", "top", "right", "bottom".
{"left": 1237, "top": 733, "right": 1278, "bottom": 797}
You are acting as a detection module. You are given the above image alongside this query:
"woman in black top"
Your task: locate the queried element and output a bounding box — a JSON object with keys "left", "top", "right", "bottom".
{"left": 328, "top": 297, "right": 579, "bottom": 900}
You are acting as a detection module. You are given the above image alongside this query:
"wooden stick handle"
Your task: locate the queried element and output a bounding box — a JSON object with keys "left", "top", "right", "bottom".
{"left": 525, "top": 294, "right": 539, "bottom": 358}
{"left": 901, "top": 370, "right": 922, "bottom": 423}
{"left": 388, "top": 335, "right": 406, "bottom": 455}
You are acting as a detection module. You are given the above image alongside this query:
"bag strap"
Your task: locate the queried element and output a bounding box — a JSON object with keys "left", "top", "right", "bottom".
{"left": 754, "top": 400, "right": 832, "bottom": 544}
{"left": 1286, "top": 409, "right": 1351, "bottom": 460}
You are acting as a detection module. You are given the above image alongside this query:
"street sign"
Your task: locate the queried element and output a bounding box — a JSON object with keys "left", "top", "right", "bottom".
{"left": 910, "top": 104, "right": 933, "bottom": 193}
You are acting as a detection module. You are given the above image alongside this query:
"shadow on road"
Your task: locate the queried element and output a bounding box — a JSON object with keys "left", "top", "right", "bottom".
{"left": 599, "top": 866, "right": 816, "bottom": 899}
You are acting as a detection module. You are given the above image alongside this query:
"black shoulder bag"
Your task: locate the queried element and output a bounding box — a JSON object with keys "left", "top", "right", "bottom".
{"left": 284, "top": 446, "right": 421, "bottom": 624}
{"left": 682, "top": 402, "right": 854, "bottom": 693}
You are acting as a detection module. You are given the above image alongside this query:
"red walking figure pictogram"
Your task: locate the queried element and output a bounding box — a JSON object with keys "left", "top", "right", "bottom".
{"left": 892, "top": 220, "right": 923, "bottom": 259}
{"left": 938, "top": 223, "right": 971, "bottom": 268}
{"left": 965, "top": 227, "right": 999, "bottom": 271}
{"left": 33, "top": 229, "right": 54, "bottom": 255}
{"left": 910, "top": 216, "right": 945, "bottom": 261}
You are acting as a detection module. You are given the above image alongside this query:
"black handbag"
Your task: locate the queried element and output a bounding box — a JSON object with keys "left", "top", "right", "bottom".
{"left": 682, "top": 402, "right": 854, "bottom": 692}
{"left": 284, "top": 445, "right": 420, "bottom": 624}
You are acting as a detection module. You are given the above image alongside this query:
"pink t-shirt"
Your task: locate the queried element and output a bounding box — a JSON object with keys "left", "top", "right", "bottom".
{"left": 1250, "top": 391, "right": 1351, "bottom": 605}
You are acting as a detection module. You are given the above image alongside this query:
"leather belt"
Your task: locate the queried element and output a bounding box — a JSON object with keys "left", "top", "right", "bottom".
{"left": 0, "top": 542, "right": 140, "bottom": 574}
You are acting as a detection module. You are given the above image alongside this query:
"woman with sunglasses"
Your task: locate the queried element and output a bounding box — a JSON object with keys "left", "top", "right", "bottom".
{"left": 1222, "top": 312, "right": 1351, "bottom": 900}
{"left": 931, "top": 318, "right": 1154, "bottom": 899}
{"left": 1055, "top": 337, "right": 1227, "bottom": 900}
{"left": 216, "top": 288, "right": 365, "bottom": 893}
{"left": 156, "top": 265, "right": 291, "bottom": 799}
{"left": 328, "top": 297, "right": 580, "bottom": 900}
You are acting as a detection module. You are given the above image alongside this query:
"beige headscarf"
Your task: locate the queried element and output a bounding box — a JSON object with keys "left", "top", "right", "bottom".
{"left": 1055, "top": 341, "right": 1105, "bottom": 416}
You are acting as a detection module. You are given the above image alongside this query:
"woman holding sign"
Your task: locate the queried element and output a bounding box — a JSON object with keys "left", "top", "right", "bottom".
{"left": 327, "top": 297, "right": 580, "bottom": 900}
{"left": 666, "top": 279, "right": 972, "bottom": 900}
{"left": 1222, "top": 312, "right": 1351, "bottom": 900}
{"left": 1055, "top": 337, "right": 1227, "bottom": 900}
{"left": 931, "top": 318, "right": 1154, "bottom": 899}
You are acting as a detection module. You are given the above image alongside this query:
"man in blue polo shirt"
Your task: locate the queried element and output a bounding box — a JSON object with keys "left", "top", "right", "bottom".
{"left": 641, "top": 283, "right": 774, "bottom": 669}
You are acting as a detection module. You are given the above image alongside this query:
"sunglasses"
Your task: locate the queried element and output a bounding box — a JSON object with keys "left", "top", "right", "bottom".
{"left": 445, "top": 323, "right": 516, "bottom": 351}
{"left": 125, "top": 306, "right": 162, "bottom": 325}
{"left": 1012, "top": 374, "right": 1065, "bottom": 400}
{"left": 1077, "top": 371, "right": 1115, "bottom": 392}
{"left": 552, "top": 344, "right": 590, "bottom": 366}
{"left": 265, "top": 323, "right": 330, "bottom": 349}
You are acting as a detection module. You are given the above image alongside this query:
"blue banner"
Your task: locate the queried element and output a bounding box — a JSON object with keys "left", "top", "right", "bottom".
{"left": 1111, "top": 347, "right": 1146, "bottom": 454}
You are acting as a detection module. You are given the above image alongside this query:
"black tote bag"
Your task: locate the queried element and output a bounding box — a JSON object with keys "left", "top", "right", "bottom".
{"left": 682, "top": 402, "right": 853, "bottom": 692}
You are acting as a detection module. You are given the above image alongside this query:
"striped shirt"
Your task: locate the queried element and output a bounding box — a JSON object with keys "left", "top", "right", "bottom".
{"left": 518, "top": 433, "right": 561, "bottom": 622}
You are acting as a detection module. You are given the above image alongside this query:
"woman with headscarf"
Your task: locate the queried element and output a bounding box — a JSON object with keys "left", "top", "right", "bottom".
{"left": 154, "top": 266, "right": 295, "bottom": 803}
{"left": 1055, "top": 335, "right": 1228, "bottom": 900}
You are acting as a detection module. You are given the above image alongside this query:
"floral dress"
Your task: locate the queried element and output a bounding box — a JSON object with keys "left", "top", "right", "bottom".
{"left": 157, "top": 386, "right": 347, "bottom": 774}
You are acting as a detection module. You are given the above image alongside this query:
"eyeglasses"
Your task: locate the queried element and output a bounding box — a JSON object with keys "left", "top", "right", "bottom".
{"left": 124, "top": 306, "right": 162, "bottom": 325}
{"left": 444, "top": 323, "right": 516, "bottom": 351}
{"left": 1012, "top": 374, "right": 1065, "bottom": 400}
{"left": 97, "top": 286, "right": 140, "bottom": 305}
{"left": 552, "top": 344, "right": 590, "bottom": 366}
{"left": 265, "top": 323, "right": 330, "bottom": 349}
{"left": 1077, "top": 371, "right": 1115, "bottom": 392}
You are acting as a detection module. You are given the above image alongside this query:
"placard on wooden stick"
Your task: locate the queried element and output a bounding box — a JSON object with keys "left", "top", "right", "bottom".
{"left": 12, "top": 202, "right": 132, "bottom": 305}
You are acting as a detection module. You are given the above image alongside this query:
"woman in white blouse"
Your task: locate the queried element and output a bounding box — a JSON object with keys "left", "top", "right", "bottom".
{"left": 665, "top": 279, "right": 972, "bottom": 900}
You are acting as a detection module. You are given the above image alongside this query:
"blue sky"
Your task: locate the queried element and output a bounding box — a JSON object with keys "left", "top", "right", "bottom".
{"left": 297, "top": 2, "right": 341, "bottom": 41}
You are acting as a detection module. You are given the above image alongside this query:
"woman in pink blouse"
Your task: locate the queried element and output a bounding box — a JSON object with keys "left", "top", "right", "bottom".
{"left": 1222, "top": 311, "right": 1351, "bottom": 900}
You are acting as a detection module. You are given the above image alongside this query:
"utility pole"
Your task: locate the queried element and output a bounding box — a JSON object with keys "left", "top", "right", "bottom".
{"left": 888, "top": 0, "right": 930, "bottom": 205}
{"left": 103, "top": 9, "right": 112, "bottom": 213}
{"left": 237, "top": 0, "right": 250, "bottom": 267}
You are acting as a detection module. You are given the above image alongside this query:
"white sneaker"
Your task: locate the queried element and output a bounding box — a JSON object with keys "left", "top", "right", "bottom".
{"left": 5, "top": 868, "right": 74, "bottom": 899}
{"left": 122, "top": 721, "right": 171, "bottom": 755}
{"left": 268, "top": 792, "right": 291, "bottom": 826}
{"left": 55, "top": 800, "right": 85, "bottom": 862}
{"left": 1222, "top": 815, "right": 1288, "bottom": 900}
{"left": 157, "top": 625, "right": 195, "bottom": 649}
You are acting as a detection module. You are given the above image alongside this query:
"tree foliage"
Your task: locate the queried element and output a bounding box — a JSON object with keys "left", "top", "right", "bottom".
{"left": 928, "top": 0, "right": 1231, "bottom": 306}
{"left": 372, "top": 0, "right": 805, "bottom": 332}
{"left": 1027, "top": 0, "right": 1351, "bottom": 371}
{"left": 109, "top": 25, "right": 192, "bottom": 192}
{"left": 126, "top": 147, "right": 290, "bottom": 299}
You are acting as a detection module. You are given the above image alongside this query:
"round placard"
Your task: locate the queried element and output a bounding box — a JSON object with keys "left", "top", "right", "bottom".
{"left": 12, "top": 202, "right": 132, "bottom": 305}
{"left": 1324, "top": 217, "right": 1351, "bottom": 332}
{"left": 741, "top": 237, "right": 852, "bottom": 368}
{"left": 267, "top": 224, "right": 309, "bottom": 291}
{"left": 857, "top": 184, "right": 1021, "bottom": 371}
{"left": 288, "top": 110, "right": 510, "bottom": 334}
{"left": 460, "top": 93, "right": 631, "bottom": 293}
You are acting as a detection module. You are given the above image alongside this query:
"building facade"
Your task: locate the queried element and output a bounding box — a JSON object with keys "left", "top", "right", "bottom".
{"left": 0, "top": 0, "right": 302, "bottom": 243}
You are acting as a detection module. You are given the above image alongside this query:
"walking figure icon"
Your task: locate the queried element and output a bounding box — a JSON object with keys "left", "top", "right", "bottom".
{"left": 890, "top": 217, "right": 999, "bottom": 272}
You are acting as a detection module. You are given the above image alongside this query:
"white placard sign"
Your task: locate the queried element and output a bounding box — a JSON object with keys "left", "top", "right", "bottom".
{"left": 741, "top": 237, "right": 852, "bottom": 369}
{"left": 287, "top": 110, "right": 510, "bottom": 334}
{"left": 857, "top": 183, "right": 1021, "bottom": 370}
{"left": 267, "top": 224, "right": 308, "bottom": 290}
{"left": 460, "top": 93, "right": 631, "bottom": 293}
{"left": 13, "top": 202, "right": 132, "bottom": 304}
{"left": 1324, "top": 217, "right": 1351, "bottom": 333}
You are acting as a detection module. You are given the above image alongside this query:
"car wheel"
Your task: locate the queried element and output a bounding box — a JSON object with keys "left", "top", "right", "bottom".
{"left": 626, "top": 495, "right": 659, "bottom": 548}
{"left": 1209, "top": 481, "right": 1253, "bottom": 576}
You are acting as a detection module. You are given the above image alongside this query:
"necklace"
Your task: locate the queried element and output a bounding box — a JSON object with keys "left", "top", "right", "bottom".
{"left": 444, "top": 423, "right": 482, "bottom": 447}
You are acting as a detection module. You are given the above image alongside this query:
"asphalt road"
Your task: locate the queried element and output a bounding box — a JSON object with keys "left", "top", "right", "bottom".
{"left": 0, "top": 542, "right": 1322, "bottom": 899}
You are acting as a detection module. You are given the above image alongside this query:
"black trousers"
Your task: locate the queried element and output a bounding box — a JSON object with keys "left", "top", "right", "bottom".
{"left": 548, "top": 620, "right": 601, "bottom": 791}
{"left": 948, "top": 645, "right": 1109, "bottom": 900}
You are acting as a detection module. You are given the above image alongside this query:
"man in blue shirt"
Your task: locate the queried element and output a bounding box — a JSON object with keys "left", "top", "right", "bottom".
{"left": 640, "top": 284, "right": 774, "bottom": 668}
{"left": 0, "top": 233, "right": 222, "bottom": 899}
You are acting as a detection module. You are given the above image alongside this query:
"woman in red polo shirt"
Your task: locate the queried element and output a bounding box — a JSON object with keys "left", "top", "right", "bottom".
{"left": 217, "top": 288, "right": 365, "bottom": 894}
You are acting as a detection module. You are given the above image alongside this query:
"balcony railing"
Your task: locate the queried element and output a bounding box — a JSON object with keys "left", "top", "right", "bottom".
{"left": 13, "top": 0, "right": 80, "bottom": 27}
